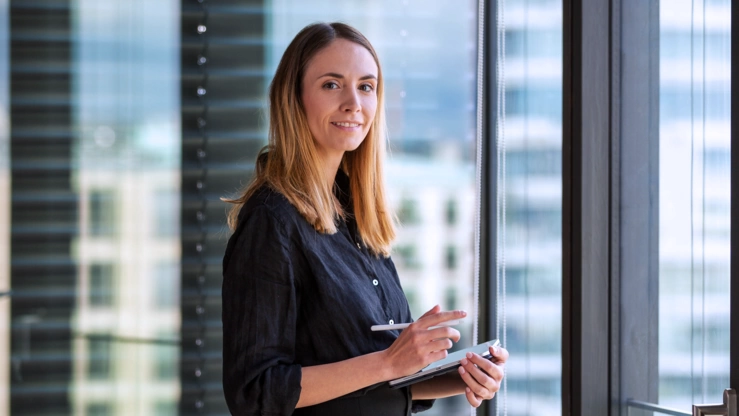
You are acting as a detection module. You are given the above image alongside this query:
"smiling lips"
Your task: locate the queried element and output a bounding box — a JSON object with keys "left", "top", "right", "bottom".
{"left": 331, "top": 121, "right": 361, "bottom": 128}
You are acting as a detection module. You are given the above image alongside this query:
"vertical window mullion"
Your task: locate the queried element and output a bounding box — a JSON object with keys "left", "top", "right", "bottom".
{"left": 476, "top": 0, "right": 498, "bottom": 413}
{"left": 615, "top": 0, "right": 661, "bottom": 410}
{"left": 562, "top": 0, "right": 611, "bottom": 414}
{"left": 730, "top": 0, "right": 739, "bottom": 393}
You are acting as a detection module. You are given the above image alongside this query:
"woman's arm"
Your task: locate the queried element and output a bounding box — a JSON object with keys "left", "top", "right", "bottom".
{"left": 409, "top": 372, "right": 467, "bottom": 400}
{"left": 297, "top": 306, "right": 466, "bottom": 408}
{"left": 297, "top": 351, "right": 389, "bottom": 407}
{"left": 410, "top": 345, "right": 509, "bottom": 407}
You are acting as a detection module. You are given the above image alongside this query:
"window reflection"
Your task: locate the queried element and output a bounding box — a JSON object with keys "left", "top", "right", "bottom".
{"left": 87, "top": 338, "right": 111, "bottom": 380}
{"left": 89, "top": 264, "right": 115, "bottom": 307}
{"left": 88, "top": 190, "right": 116, "bottom": 236}
{"left": 86, "top": 403, "right": 112, "bottom": 416}
{"left": 44, "top": 0, "right": 180, "bottom": 414}
{"left": 658, "top": 0, "right": 731, "bottom": 408}
{"left": 502, "top": 0, "right": 563, "bottom": 414}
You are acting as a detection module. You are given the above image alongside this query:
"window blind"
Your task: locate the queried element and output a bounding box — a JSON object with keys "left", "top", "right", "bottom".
{"left": 180, "top": 1, "right": 266, "bottom": 413}
{"left": 9, "top": 0, "right": 76, "bottom": 412}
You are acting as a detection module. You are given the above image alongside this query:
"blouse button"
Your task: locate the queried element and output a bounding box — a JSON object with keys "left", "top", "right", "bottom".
{"left": 389, "top": 319, "right": 394, "bottom": 325}
{"left": 372, "top": 279, "right": 379, "bottom": 286}
{"left": 356, "top": 242, "right": 361, "bottom": 249}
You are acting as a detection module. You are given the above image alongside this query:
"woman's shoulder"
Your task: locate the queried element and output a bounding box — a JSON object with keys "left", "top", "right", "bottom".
{"left": 239, "top": 184, "right": 302, "bottom": 231}
{"left": 223, "top": 185, "right": 303, "bottom": 278}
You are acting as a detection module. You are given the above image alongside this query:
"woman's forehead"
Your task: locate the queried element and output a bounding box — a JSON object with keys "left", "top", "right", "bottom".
{"left": 304, "top": 39, "right": 379, "bottom": 79}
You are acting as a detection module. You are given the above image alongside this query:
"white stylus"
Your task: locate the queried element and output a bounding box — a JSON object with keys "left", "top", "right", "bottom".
{"left": 371, "top": 319, "right": 463, "bottom": 331}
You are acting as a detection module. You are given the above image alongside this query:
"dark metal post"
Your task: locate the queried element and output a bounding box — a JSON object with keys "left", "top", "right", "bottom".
{"left": 731, "top": 0, "right": 738, "bottom": 393}
{"left": 562, "top": 0, "right": 611, "bottom": 414}
{"left": 477, "top": 0, "right": 498, "bottom": 414}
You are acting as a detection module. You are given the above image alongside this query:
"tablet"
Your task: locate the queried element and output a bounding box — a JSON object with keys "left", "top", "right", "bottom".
{"left": 388, "top": 339, "right": 500, "bottom": 389}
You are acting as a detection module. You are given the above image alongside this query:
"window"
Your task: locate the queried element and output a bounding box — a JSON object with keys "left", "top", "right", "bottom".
{"left": 1, "top": 0, "right": 732, "bottom": 414}
{"left": 153, "top": 189, "right": 179, "bottom": 238}
{"left": 89, "top": 264, "right": 114, "bottom": 307}
{"left": 657, "top": 0, "right": 731, "bottom": 408}
{"left": 154, "top": 262, "right": 179, "bottom": 310}
{"left": 445, "top": 198, "right": 458, "bottom": 226}
{"left": 88, "top": 190, "right": 115, "bottom": 236}
{"left": 397, "top": 196, "right": 421, "bottom": 226}
{"left": 4, "top": 0, "right": 181, "bottom": 413}
{"left": 394, "top": 244, "right": 422, "bottom": 270}
{"left": 506, "top": 86, "right": 563, "bottom": 120}
{"left": 155, "top": 344, "right": 177, "bottom": 381}
{"left": 87, "top": 338, "right": 110, "bottom": 380}
{"left": 445, "top": 245, "right": 458, "bottom": 270}
{"left": 499, "top": 0, "right": 563, "bottom": 413}
{"left": 153, "top": 401, "right": 177, "bottom": 416}
{"left": 85, "top": 403, "right": 111, "bottom": 416}
{"left": 506, "top": 29, "right": 563, "bottom": 58}
{"left": 445, "top": 287, "right": 458, "bottom": 310}
{"left": 618, "top": 0, "right": 732, "bottom": 413}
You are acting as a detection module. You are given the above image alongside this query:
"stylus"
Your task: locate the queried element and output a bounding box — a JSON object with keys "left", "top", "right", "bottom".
{"left": 371, "top": 320, "right": 463, "bottom": 331}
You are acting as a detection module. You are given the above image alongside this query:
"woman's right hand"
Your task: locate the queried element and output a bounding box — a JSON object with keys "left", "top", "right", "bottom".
{"left": 381, "top": 305, "right": 466, "bottom": 380}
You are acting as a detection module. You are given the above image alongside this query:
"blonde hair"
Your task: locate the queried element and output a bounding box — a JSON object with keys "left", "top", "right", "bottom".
{"left": 224, "top": 22, "right": 395, "bottom": 256}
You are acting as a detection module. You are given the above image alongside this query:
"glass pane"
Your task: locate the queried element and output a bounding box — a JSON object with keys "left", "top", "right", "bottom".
{"left": 501, "top": 0, "right": 563, "bottom": 414}
{"left": 71, "top": 0, "right": 181, "bottom": 413}
{"left": 659, "top": 0, "right": 731, "bottom": 409}
{"left": 5, "top": 0, "right": 180, "bottom": 413}
{"left": 266, "top": 1, "right": 478, "bottom": 414}
{"left": 626, "top": 405, "right": 692, "bottom": 416}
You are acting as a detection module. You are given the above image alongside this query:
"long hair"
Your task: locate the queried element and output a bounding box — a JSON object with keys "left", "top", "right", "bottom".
{"left": 224, "top": 22, "right": 395, "bottom": 256}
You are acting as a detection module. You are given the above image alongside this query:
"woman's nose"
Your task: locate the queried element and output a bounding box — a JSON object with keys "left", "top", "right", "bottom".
{"left": 340, "top": 89, "right": 361, "bottom": 112}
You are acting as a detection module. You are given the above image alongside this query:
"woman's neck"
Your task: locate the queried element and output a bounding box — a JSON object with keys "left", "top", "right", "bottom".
{"left": 320, "top": 151, "right": 344, "bottom": 191}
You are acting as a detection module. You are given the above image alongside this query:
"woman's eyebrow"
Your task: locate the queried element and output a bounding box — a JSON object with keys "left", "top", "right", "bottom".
{"left": 316, "top": 72, "right": 378, "bottom": 81}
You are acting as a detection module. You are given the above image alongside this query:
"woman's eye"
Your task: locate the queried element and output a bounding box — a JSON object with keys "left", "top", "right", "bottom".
{"left": 360, "top": 84, "right": 374, "bottom": 92}
{"left": 323, "top": 82, "right": 339, "bottom": 89}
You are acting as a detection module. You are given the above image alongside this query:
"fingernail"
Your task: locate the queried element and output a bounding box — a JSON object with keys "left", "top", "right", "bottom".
{"left": 494, "top": 345, "right": 501, "bottom": 355}
{"left": 466, "top": 387, "right": 471, "bottom": 393}
{"left": 460, "top": 310, "right": 467, "bottom": 317}
{"left": 459, "top": 366, "right": 466, "bottom": 375}
{"left": 460, "top": 358, "right": 468, "bottom": 366}
{"left": 466, "top": 352, "right": 473, "bottom": 359}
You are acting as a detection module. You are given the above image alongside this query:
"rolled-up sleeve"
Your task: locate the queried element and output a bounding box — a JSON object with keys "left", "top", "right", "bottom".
{"left": 222, "top": 206, "right": 302, "bottom": 415}
{"left": 411, "top": 399, "right": 435, "bottom": 413}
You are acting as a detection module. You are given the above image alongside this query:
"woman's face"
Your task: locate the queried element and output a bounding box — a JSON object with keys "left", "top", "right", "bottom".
{"left": 301, "top": 39, "right": 379, "bottom": 165}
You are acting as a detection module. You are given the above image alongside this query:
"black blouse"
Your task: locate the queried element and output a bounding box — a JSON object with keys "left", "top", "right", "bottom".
{"left": 222, "top": 171, "right": 434, "bottom": 415}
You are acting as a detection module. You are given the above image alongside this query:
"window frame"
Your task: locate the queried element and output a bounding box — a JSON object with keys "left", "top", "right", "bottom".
{"left": 730, "top": 0, "right": 738, "bottom": 395}
{"left": 560, "top": 0, "right": 738, "bottom": 414}
{"left": 477, "top": 2, "right": 500, "bottom": 416}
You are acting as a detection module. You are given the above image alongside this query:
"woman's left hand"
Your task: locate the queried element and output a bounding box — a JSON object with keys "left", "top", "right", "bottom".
{"left": 457, "top": 344, "right": 509, "bottom": 407}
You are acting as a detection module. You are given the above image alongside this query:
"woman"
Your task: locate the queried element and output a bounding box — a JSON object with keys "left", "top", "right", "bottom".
{"left": 222, "top": 22, "right": 508, "bottom": 415}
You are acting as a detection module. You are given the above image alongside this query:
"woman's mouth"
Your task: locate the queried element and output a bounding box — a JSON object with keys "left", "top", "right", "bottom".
{"left": 331, "top": 121, "right": 361, "bottom": 128}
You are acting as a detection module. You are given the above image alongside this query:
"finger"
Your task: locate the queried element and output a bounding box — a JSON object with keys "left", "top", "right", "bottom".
{"left": 465, "top": 387, "right": 483, "bottom": 407}
{"left": 426, "top": 326, "right": 461, "bottom": 343}
{"left": 467, "top": 352, "right": 503, "bottom": 381}
{"left": 426, "top": 337, "right": 454, "bottom": 353}
{"left": 418, "top": 304, "right": 441, "bottom": 319}
{"left": 425, "top": 349, "right": 449, "bottom": 364}
{"left": 490, "top": 345, "right": 509, "bottom": 364}
{"left": 458, "top": 363, "right": 491, "bottom": 398}
{"left": 415, "top": 310, "right": 467, "bottom": 328}
{"left": 459, "top": 358, "right": 498, "bottom": 395}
